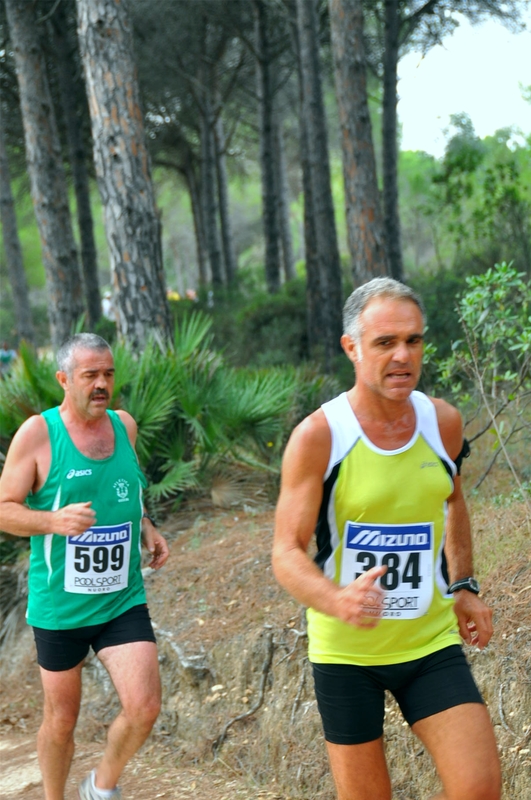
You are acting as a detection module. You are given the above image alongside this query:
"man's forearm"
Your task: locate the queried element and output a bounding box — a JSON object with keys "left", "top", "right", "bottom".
{"left": 0, "top": 501, "right": 54, "bottom": 537}
{"left": 445, "top": 492, "right": 475, "bottom": 582}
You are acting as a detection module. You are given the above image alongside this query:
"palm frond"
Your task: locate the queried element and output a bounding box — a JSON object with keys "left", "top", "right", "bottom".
{"left": 173, "top": 311, "right": 214, "bottom": 361}
{"left": 145, "top": 459, "right": 199, "bottom": 501}
{"left": 0, "top": 345, "right": 61, "bottom": 438}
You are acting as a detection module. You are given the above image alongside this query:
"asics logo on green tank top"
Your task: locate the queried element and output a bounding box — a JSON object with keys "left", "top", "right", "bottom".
{"left": 66, "top": 468, "right": 93, "bottom": 479}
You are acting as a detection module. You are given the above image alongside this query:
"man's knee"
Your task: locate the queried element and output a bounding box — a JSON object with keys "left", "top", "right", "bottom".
{"left": 123, "top": 692, "right": 161, "bottom": 730}
{"left": 41, "top": 703, "right": 79, "bottom": 740}
{"left": 443, "top": 766, "right": 501, "bottom": 800}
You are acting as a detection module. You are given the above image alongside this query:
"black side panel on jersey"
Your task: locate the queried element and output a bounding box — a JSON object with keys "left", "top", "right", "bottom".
{"left": 314, "top": 462, "right": 341, "bottom": 571}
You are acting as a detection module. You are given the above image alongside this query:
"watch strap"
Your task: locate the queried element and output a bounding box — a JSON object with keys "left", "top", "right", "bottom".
{"left": 447, "top": 577, "right": 480, "bottom": 595}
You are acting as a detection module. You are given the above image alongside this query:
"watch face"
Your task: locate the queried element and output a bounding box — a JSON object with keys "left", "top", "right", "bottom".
{"left": 470, "top": 578, "right": 480, "bottom": 593}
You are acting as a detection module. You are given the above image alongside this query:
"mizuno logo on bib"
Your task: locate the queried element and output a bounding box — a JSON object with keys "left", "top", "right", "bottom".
{"left": 64, "top": 522, "right": 132, "bottom": 594}
{"left": 341, "top": 522, "right": 434, "bottom": 619}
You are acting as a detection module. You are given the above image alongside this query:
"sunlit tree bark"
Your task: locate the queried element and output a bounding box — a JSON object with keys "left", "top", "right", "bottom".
{"left": 77, "top": 0, "right": 172, "bottom": 347}
{"left": 329, "top": 0, "right": 388, "bottom": 285}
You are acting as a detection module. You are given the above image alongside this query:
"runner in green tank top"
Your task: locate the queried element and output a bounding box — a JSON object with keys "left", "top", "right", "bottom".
{"left": 0, "top": 334, "right": 169, "bottom": 800}
{"left": 273, "top": 279, "right": 501, "bottom": 800}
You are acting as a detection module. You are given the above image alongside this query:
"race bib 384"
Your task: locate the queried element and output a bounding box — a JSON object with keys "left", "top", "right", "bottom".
{"left": 341, "top": 521, "right": 434, "bottom": 619}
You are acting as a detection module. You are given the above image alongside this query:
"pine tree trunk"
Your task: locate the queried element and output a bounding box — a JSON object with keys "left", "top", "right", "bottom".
{"left": 296, "top": 0, "right": 343, "bottom": 368}
{"left": 183, "top": 162, "right": 208, "bottom": 286}
{"left": 5, "top": 0, "right": 84, "bottom": 350}
{"left": 0, "top": 96, "right": 34, "bottom": 344}
{"left": 291, "top": 3, "right": 322, "bottom": 357}
{"left": 382, "top": 0, "right": 404, "bottom": 281}
{"left": 199, "top": 80, "right": 224, "bottom": 288}
{"left": 329, "top": 0, "right": 388, "bottom": 285}
{"left": 300, "top": 109, "right": 322, "bottom": 358}
{"left": 76, "top": 0, "right": 173, "bottom": 348}
{"left": 255, "top": 0, "right": 281, "bottom": 294}
{"left": 274, "top": 119, "right": 296, "bottom": 282}
{"left": 50, "top": 6, "right": 101, "bottom": 329}
{"left": 214, "top": 115, "right": 237, "bottom": 286}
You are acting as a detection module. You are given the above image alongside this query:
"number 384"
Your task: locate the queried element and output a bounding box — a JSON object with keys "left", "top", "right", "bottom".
{"left": 355, "top": 551, "right": 421, "bottom": 590}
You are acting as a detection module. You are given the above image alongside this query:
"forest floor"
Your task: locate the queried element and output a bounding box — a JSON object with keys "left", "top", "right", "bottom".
{"left": 1, "top": 488, "right": 530, "bottom": 800}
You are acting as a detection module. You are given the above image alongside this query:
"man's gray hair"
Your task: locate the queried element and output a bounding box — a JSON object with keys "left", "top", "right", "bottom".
{"left": 343, "top": 277, "right": 425, "bottom": 343}
{"left": 56, "top": 333, "right": 111, "bottom": 376}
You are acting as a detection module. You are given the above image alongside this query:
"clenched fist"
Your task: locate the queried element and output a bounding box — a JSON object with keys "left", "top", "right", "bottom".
{"left": 52, "top": 502, "right": 96, "bottom": 536}
{"left": 335, "top": 565, "right": 387, "bottom": 629}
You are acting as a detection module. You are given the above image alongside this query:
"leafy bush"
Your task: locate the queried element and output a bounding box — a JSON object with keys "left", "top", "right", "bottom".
{"left": 434, "top": 262, "right": 531, "bottom": 497}
{"left": 0, "top": 312, "right": 338, "bottom": 516}
{"left": 189, "top": 278, "right": 309, "bottom": 368}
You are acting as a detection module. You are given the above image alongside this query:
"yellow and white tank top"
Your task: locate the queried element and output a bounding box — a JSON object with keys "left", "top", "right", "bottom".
{"left": 307, "top": 390, "right": 461, "bottom": 665}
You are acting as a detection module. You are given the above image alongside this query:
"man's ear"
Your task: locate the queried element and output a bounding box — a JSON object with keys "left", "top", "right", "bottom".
{"left": 56, "top": 370, "right": 68, "bottom": 391}
{"left": 340, "top": 334, "right": 359, "bottom": 363}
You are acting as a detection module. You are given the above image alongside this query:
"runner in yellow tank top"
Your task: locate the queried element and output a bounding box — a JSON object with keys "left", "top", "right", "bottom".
{"left": 273, "top": 278, "right": 501, "bottom": 800}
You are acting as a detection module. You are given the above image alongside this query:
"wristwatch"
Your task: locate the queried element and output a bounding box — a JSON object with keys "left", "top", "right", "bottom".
{"left": 142, "top": 512, "right": 157, "bottom": 527}
{"left": 447, "top": 577, "right": 480, "bottom": 595}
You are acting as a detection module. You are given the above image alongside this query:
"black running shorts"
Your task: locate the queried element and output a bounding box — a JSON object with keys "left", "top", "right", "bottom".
{"left": 312, "top": 644, "right": 483, "bottom": 745}
{"left": 32, "top": 604, "right": 156, "bottom": 672}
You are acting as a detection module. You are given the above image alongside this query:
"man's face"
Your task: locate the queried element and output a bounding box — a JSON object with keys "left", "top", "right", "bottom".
{"left": 341, "top": 297, "right": 424, "bottom": 402}
{"left": 57, "top": 347, "right": 115, "bottom": 419}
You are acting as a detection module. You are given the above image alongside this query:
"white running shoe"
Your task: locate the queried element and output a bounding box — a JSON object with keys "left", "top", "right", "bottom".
{"left": 78, "top": 770, "right": 122, "bottom": 799}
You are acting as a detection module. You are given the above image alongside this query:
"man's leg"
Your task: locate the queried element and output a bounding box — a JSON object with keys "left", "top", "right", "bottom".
{"left": 412, "top": 703, "right": 501, "bottom": 800}
{"left": 38, "top": 663, "right": 83, "bottom": 800}
{"left": 92, "top": 641, "right": 161, "bottom": 790}
{"left": 325, "top": 737, "right": 392, "bottom": 800}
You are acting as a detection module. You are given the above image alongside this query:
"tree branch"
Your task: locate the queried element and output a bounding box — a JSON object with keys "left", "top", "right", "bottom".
{"left": 212, "top": 626, "right": 274, "bottom": 754}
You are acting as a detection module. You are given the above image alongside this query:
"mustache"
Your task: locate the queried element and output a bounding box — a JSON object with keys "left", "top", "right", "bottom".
{"left": 89, "top": 389, "right": 110, "bottom": 400}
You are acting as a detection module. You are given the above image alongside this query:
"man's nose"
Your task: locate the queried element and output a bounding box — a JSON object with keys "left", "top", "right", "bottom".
{"left": 393, "top": 342, "right": 409, "bottom": 362}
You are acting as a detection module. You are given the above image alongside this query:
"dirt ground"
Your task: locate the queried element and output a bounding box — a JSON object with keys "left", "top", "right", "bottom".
{"left": 1, "top": 494, "right": 530, "bottom": 800}
{"left": 0, "top": 502, "right": 298, "bottom": 800}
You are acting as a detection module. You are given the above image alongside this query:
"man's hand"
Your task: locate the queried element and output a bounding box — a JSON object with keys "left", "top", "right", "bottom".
{"left": 335, "top": 565, "right": 387, "bottom": 629}
{"left": 142, "top": 521, "right": 170, "bottom": 569}
{"left": 52, "top": 502, "right": 96, "bottom": 536}
{"left": 453, "top": 590, "right": 493, "bottom": 649}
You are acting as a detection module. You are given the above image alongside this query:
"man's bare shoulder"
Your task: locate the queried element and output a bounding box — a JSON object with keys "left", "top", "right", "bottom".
{"left": 0, "top": 415, "right": 49, "bottom": 498}
{"left": 283, "top": 409, "right": 331, "bottom": 471}
{"left": 115, "top": 409, "right": 138, "bottom": 445}
{"left": 10, "top": 414, "right": 49, "bottom": 451}
{"left": 429, "top": 396, "right": 463, "bottom": 460}
{"left": 289, "top": 408, "right": 330, "bottom": 447}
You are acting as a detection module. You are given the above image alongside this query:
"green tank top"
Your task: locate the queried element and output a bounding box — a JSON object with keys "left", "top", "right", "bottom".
{"left": 26, "top": 407, "right": 147, "bottom": 629}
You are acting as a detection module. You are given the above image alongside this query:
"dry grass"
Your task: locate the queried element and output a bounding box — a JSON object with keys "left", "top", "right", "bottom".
{"left": 1, "top": 461, "right": 530, "bottom": 799}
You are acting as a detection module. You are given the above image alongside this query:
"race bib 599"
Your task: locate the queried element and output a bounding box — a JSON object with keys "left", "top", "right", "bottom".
{"left": 64, "top": 522, "right": 132, "bottom": 594}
